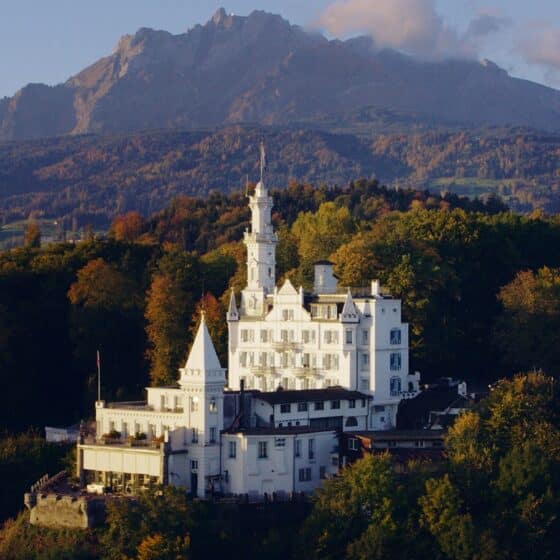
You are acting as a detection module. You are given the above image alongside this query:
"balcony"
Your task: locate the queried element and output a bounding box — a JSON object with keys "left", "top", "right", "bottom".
{"left": 271, "top": 341, "right": 302, "bottom": 352}
{"left": 250, "top": 366, "right": 279, "bottom": 377}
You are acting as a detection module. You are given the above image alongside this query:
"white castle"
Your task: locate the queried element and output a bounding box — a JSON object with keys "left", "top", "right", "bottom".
{"left": 77, "top": 150, "right": 420, "bottom": 498}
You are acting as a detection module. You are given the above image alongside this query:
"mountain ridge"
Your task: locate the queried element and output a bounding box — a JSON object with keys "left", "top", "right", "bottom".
{"left": 1, "top": 8, "right": 560, "bottom": 141}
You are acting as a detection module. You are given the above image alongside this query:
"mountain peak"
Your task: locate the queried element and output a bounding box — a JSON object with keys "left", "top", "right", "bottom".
{"left": 211, "top": 7, "right": 228, "bottom": 25}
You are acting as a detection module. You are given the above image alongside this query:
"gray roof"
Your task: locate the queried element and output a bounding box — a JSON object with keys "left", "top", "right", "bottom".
{"left": 255, "top": 386, "right": 371, "bottom": 405}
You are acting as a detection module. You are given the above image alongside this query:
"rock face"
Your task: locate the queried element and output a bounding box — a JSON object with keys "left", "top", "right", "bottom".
{"left": 1, "top": 8, "right": 560, "bottom": 140}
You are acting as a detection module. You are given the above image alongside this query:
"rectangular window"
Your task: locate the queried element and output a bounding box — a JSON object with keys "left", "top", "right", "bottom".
{"left": 346, "top": 330, "right": 353, "bottom": 344}
{"left": 229, "top": 441, "right": 236, "bottom": 458}
{"left": 390, "top": 353, "right": 402, "bottom": 371}
{"left": 390, "top": 328, "right": 402, "bottom": 345}
{"left": 308, "top": 439, "right": 315, "bottom": 460}
{"left": 331, "top": 400, "right": 340, "bottom": 410}
{"left": 324, "top": 331, "right": 332, "bottom": 344}
{"left": 319, "top": 466, "right": 327, "bottom": 479}
{"left": 295, "top": 440, "right": 301, "bottom": 457}
{"left": 241, "top": 329, "right": 249, "bottom": 342}
{"left": 302, "top": 330, "right": 310, "bottom": 343}
{"left": 191, "top": 397, "right": 199, "bottom": 412}
{"left": 314, "top": 401, "right": 324, "bottom": 411}
{"left": 302, "top": 353, "right": 310, "bottom": 367}
{"left": 258, "top": 441, "right": 268, "bottom": 459}
{"left": 298, "top": 468, "right": 305, "bottom": 482}
{"left": 362, "top": 353, "right": 369, "bottom": 369}
{"left": 349, "top": 399, "right": 356, "bottom": 409}
{"left": 260, "top": 330, "right": 268, "bottom": 343}
{"left": 191, "top": 428, "right": 198, "bottom": 443}
{"left": 348, "top": 438, "right": 359, "bottom": 451}
{"left": 362, "top": 330, "right": 369, "bottom": 344}
{"left": 191, "top": 460, "right": 198, "bottom": 471}
{"left": 209, "top": 399, "right": 217, "bottom": 413}
{"left": 306, "top": 467, "right": 312, "bottom": 480}
{"left": 239, "top": 352, "right": 247, "bottom": 367}
{"left": 209, "top": 427, "right": 216, "bottom": 443}
{"left": 275, "top": 438, "right": 286, "bottom": 447}
{"left": 281, "top": 329, "right": 288, "bottom": 342}
{"left": 361, "top": 398, "right": 366, "bottom": 408}
{"left": 280, "top": 403, "right": 291, "bottom": 414}
{"left": 298, "top": 402, "right": 308, "bottom": 412}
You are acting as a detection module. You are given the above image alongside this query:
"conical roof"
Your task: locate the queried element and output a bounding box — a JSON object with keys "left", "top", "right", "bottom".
{"left": 341, "top": 289, "right": 359, "bottom": 322}
{"left": 184, "top": 314, "right": 223, "bottom": 373}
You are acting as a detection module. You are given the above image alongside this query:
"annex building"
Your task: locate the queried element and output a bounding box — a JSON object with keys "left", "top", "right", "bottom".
{"left": 77, "top": 163, "right": 421, "bottom": 498}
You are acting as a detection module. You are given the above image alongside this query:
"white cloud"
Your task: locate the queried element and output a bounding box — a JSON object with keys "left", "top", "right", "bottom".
{"left": 517, "top": 22, "right": 560, "bottom": 81}
{"left": 318, "top": 0, "right": 508, "bottom": 60}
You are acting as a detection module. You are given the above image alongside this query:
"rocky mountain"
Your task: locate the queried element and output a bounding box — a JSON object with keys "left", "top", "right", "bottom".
{"left": 1, "top": 8, "right": 560, "bottom": 141}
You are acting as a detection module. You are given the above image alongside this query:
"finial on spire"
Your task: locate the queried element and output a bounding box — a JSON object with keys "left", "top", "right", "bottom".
{"left": 259, "top": 140, "right": 266, "bottom": 183}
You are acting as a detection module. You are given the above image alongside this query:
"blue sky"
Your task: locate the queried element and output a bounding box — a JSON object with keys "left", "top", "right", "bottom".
{"left": 1, "top": 0, "right": 559, "bottom": 99}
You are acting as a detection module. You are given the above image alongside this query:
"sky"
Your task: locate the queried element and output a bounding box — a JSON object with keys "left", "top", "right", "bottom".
{"left": 1, "top": 0, "right": 560, "bottom": 99}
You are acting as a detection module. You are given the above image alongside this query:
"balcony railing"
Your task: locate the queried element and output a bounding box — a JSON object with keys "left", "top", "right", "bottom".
{"left": 271, "top": 341, "right": 302, "bottom": 352}
{"left": 250, "top": 366, "right": 279, "bottom": 377}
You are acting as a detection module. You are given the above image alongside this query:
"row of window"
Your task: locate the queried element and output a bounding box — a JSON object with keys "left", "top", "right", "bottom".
{"left": 279, "top": 398, "right": 366, "bottom": 414}
{"left": 189, "top": 396, "right": 218, "bottom": 413}
{"left": 240, "top": 328, "right": 402, "bottom": 345}
{"left": 239, "top": 350, "right": 401, "bottom": 371}
{"left": 239, "top": 351, "right": 343, "bottom": 370}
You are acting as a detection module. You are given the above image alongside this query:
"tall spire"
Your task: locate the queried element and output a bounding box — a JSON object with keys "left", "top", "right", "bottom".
{"left": 179, "top": 314, "right": 224, "bottom": 384}
{"left": 227, "top": 288, "right": 239, "bottom": 321}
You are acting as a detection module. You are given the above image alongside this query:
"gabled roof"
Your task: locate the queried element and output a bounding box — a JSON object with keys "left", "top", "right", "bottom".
{"left": 277, "top": 278, "right": 298, "bottom": 295}
{"left": 183, "top": 314, "right": 223, "bottom": 373}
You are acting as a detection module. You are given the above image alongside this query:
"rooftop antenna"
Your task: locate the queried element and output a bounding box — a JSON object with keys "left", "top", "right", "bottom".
{"left": 96, "top": 349, "right": 101, "bottom": 402}
{"left": 259, "top": 140, "right": 266, "bottom": 184}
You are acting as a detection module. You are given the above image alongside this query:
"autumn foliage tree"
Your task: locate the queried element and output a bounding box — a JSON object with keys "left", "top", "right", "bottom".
{"left": 111, "top": 211, "right": 144, "bottom": 243}
{"left": 145, "top": 274, "right": 189, "bottom": 386}
{"left": 68, "top": 257, "right": 146, "bottom": 402}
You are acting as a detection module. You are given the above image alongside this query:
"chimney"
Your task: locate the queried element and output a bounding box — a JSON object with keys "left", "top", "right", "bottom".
{"left": 313, "top": 261, "right": 337, "bottom": 294}
{"left": 371, "top": 280, "right": 380, "bottom": 296}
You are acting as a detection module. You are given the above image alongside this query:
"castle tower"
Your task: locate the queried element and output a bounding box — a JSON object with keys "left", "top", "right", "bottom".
{"left": 178, "top": 314, "right": 225, "bottom": 496}
{"left": 240, "top": 142, "right": 277, "bottom": 317}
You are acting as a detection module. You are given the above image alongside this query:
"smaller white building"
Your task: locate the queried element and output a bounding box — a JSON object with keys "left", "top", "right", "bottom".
{"left": 77, "top": 316, "right": 369, "bottom": 498}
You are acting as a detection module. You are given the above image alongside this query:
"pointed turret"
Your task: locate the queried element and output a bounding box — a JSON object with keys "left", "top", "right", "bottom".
{"left": 227, "top": 288, "right": 239, "bottom": 321}
{"left": 341, "top": 289, "right": 359, "bottom": 323}
{"left": 179, "top": 314, "right": 225, "bottom": 386}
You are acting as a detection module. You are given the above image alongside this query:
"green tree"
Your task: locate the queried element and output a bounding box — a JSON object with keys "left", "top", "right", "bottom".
{"left": 494, "top": 267, "right": 560, "bottom": 377}
{"left": 301, "top": 454, "right": 419, "bottom": 560}
{"left": 291, "top": 202, "right": 356, "bottom": 287}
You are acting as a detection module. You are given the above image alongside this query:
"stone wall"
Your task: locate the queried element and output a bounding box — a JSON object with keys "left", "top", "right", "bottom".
{"left": 25, "top": 493, "right": 106, "bottom": 529}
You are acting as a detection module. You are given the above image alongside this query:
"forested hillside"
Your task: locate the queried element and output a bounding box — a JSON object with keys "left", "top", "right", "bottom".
{"left": 1, "top": 125, "right": 559, "bottom": 248}
{"left": 1, "top": 180, "right": 559, "bottom": 439}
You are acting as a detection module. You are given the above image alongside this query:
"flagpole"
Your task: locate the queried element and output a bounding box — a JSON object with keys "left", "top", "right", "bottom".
{"left": 96, "top": 350, "right": 101, "bottom": 402}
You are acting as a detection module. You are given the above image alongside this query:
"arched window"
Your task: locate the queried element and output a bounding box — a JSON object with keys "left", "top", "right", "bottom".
{"left": 390, "top": 377, "right": 402, "bottom": 397}
{"left": 345, "top": 416, "right": 358, "bottom": 427}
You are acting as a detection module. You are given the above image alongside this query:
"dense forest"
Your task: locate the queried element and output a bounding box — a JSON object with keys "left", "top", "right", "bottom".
{"left": 1, "top": 126, "right": 559, "bottom": 247}
{"left": 0, "top": 179, "right": 558, "bottom": 437}
{"left": 1, "top": 178, "right": 560, "bottom": 557}
{"left": 1, "top": 372, "right": 559, "bottom": 559}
